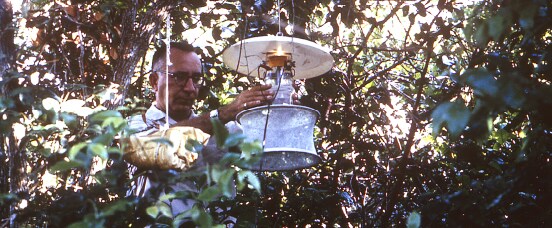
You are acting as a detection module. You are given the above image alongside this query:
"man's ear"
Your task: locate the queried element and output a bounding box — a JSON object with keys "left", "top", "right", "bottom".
{"left": 149, "top": 72, "right": 159, "bottom": 91}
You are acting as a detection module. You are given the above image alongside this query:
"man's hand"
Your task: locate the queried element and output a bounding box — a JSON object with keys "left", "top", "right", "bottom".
{"left": 291, "top": 93, "right": 301, "bottom": 105}
{"left": 292, "top": 80, "right": 302, "bottom": 105}
{"left": 218, "top": 84, "right": 274, "bottom": 122}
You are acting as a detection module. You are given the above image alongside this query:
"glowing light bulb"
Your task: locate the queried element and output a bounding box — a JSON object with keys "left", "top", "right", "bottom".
{"left": 275, "top": 46, "right": 285, "bottom": 56}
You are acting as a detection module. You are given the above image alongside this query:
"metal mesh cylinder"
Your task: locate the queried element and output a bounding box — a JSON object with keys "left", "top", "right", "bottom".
{"left": 237, "top": 105, "right": 321, "bottom": 171}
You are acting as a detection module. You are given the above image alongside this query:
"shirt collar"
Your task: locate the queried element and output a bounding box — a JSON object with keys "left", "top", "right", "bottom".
{"left": 145, "top": 103, "right": 196, "bottom": 126}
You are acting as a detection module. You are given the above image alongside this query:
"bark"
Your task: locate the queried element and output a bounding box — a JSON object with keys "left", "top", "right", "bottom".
{"left": 0, "top": 1, "right": 21, "bottom": 227}
{"left": 0, "top": 0, "right": 12, "bottom": 191}
{"left": 0, "top": 0, "right": 13, "bottom": 74}
{"left": 107, "top": 1, "right": 170, "bottom": 110}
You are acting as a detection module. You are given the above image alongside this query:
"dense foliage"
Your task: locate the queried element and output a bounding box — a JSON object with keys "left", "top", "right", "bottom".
{"left": 1, "top": 0, "right": 551, "bottom": 227}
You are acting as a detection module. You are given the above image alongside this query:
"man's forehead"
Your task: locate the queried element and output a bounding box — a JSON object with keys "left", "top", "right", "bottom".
{"left": 173, "top": 51, "right": 200, "bottom": 63}
{"left": 154, "top": 49, "right": 201, "bottom": 70}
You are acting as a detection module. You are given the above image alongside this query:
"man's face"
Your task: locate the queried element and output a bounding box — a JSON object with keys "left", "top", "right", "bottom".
{"left": 150, "top": 49, "right": 202, "bottom": 120}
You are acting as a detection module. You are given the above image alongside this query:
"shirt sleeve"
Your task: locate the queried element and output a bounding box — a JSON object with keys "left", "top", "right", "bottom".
{"left": 127, "top": 114, "right": 159, "bottom": 136}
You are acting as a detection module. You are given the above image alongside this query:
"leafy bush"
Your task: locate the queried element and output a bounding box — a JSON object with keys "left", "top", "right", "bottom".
{"left": 1, "top": 0, "right": 551, "bottom": 227}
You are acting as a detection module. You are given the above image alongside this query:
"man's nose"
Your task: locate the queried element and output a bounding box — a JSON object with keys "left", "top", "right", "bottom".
{"left": 181, "top": 78, "right": 196, "bottom": 91}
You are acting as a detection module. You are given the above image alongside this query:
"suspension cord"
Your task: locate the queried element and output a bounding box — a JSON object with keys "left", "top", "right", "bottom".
{"left": 164, "top": 14, "right": 171, "bottom": 129}
{"left": 277, "top": 0, "right": 282, "bottom": 35}
{"left": 292, "top": 0, "right": 295, "bottom": 34}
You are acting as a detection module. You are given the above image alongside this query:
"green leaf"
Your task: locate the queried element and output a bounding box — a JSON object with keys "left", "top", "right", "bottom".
{"left": 157, "top": 202, "right": 172, "bottom": 218}
{"left": 146, "top": 206, "right": 159, "bottom": 218}
{"left": 210, "top": 166, "right": 223, "bottom": 183}
{"left": 432, "top": 101, "right": 471, "bottom": 139}
{"left": 92, "top": 133, "right": 115, "bottom": 145}
{"left": 500, "top": 80, "right": 525, "bottom": 109}
{"left": 68, "top": 142, "right": 88, "bottom": 160}
{"left": 90, "top": 110, "right": 122, "bottom": 125}
{"left": 173, "top": 212, "right": 190, "bottom": 227}
{"left": 488, "top": 14, "right": 506, "bottom": 41}
{"left": 407, "top": 211, "right": 421, "bottom": 228}
{"left": 236, "top": 177, "right": 246, "bottom": 191}
{"left": 49, "top": 160, "right": 83, "bottom": 172}
{"left": 210, "top": 118, "right": 228, "bottom": 148}
{"left": 473, "top": 23, "right": 489, "bottom": 47}
{"left": 220, "top": 152, "right": 241, "bottom": 164}
{"left": 197, "top": 185, "right": 220, "bottom": 202}
{"left": 223, "top": 133, "right": 246, "bottom": 148}
{"left": 88, "top": 143, "right": 108, "bottom": 160}
{"left": 101, "top": 200, "right": 130, "bottom": 216}
{"left": 183, "top": 206, "right": 201, "bottom": 221}
{"left": 219, "top": 169, "right": 235, "bottom": 198}
{"left": 239, "top": 141, "right": 262, "bottom": 160}
{"left": 102, "top": 116, "right": 126, "bottom": 130}
{"left": 195, "top": 210, "right": 213, "bottom": 228}
{"left": 60, "top": 112, "right": 79, "bottom": 130}
{"left": 0, "top": 193, "right": 18, "bottom": 206}
{"left": 238, "top": 171, "right": 261, "bottom": 193}
{"left": 160, "top": 193, "right": 176, "bottom": 201}
{"left": 462, "top": 68, "right": 498, "bottom": 97}
{"left": 492, "top": 129, "right": 513, "bottom": 146}
{"left": 67, "top": 221, "right": 90, "bottom": 228}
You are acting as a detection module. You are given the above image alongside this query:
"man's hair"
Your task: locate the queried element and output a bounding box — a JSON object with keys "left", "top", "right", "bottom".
{"left": 152, "top": 41, "right": 197, "bottom": 71}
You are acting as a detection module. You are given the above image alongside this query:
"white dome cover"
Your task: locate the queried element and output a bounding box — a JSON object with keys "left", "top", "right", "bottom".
{"left": 222, "top": 36, "right": 334, "bottom": 79}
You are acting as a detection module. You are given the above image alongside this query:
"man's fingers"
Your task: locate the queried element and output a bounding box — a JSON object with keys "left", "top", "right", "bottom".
{"left": 291, "top": 93, "right": 301, "bottom": 105}
{"left": 244, "top": 89, "right": 273, "bottom": 101}
{"left": 244, "top": 95, "right": 272, "bottom": 104}
{"left": 252, "top": 90, "right": 273, "bottom": 96}
{"left": 236, "top": 85, "right": 274, "bottom": 109}
{"left": 250, "top": 84, "right": 272, "bottom": 91}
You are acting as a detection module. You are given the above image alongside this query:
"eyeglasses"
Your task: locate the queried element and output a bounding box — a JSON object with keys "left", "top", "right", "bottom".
{"left": 158, "top": 71, "right": 204, "bottom": 87}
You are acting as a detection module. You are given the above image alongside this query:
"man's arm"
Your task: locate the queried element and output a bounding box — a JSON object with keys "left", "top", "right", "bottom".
{"left": 174, "top": 84, "right": 274, "bottom": 134}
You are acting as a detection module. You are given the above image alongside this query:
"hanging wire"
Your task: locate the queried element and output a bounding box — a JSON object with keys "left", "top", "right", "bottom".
{"left": 291, "top": 0, "right": 295, "bottom": 36}
{"left": 291, "top": 0, "right": 296, "bottom": 65}
{"left": 272, "top": 2, "right": 297, "bottom": 226}
{"left": 164, "top": 13, "right": 171, "bottom": 129}
{"left": 237, "top": 17, "right": 251, "bottom": 80}
{"left": 244, "top": 0, "right": 301, "bottom": 224}
{"left": 277, "top": 0, "right": 282, "bottom": 36}
{"left": 255, "top": 0, "right": 287, "bottom": 225}
{"left": 260, "top": 0, "right": 287, "bottom": 171}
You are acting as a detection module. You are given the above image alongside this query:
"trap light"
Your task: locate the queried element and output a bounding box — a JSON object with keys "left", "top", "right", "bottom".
{"left": 223, "top": 36, "right": 334, "bottom": 171}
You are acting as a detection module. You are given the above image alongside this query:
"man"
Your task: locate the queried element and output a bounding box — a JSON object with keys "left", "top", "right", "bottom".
{"left": 126, "top": 41, "right": 274, "bottom": 218}
{"left": 129, "top": 42, "right": 273, "bottom": 136}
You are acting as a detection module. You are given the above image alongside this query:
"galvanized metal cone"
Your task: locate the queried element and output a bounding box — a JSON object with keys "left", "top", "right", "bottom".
{"left": 237, "top": 105, "right": 321, "bottom": 171}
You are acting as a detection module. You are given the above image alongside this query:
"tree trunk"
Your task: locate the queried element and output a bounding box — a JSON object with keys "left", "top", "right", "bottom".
{"left": 0, "top": 1, "right": 20, "bottom": 227}
{"left": 0, "top": 0, "right": 13, "bottom": 74}
{"left": 107, "top": 1, "right": 169, "bottom": 110}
